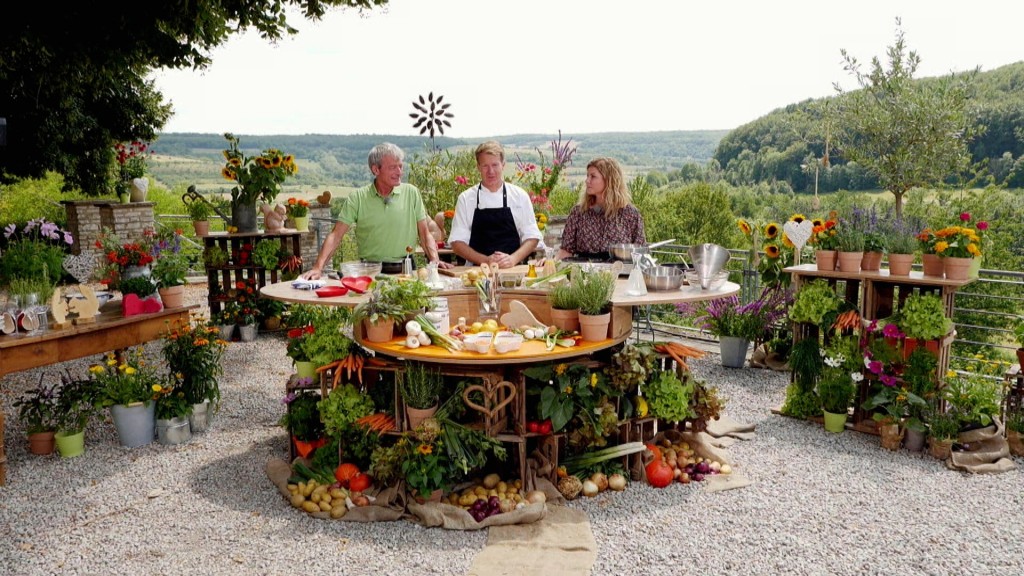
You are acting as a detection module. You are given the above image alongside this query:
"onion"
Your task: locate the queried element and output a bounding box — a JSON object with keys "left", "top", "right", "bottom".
{"left": 405, "top": 320, "right": 422, "bottom": 336}
{"left": 417, "top": 331, "right": 431, "bottom": 345}
{"left": 525, "top": 490, "right": 547, "bottom": 504}
{"left": 589, "top": 472, "right": 608, "bottom": 492}
{"left": 720, "top": 464, "right": 732, "bottom": 475}
{"left": 405, "top": 335, "right": 421, "bottom": 348}
{"left": 581, "top": 479, "right": 599, "bottom": 498}
{"left": 607, "top": 473, "right": 627, "bottom": 491}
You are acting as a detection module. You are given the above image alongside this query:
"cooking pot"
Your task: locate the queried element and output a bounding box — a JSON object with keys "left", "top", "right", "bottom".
{"left": 608, "top": 238, "right": 676, "bottom": 262}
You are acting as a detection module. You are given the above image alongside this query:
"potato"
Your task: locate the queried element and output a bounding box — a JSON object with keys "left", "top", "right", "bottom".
{"left": 330, "top": 488, "right": 347, "bottom": 500}
{"left": 290, "top": 494, "right": 306, "bottom": 508}
{"left": 301, "top": 501, "right": 320, "bottom": 514}
{"left": 301, "top": 483, "right": 315, "bottom": 497}
{"left": 310, "top": 492, "right": 321, "bottom": 504}
{"left": 319, "top": 500, "right": 332, "bottom": 512}
{"left": 287, "top": 484, "right": 299, "bottom": 493}
{"left": 330, "top": 505, "right": 347, "bottom": 519}
{"left": 482, "top": 473, "right": 501, "bottom": 489}
{"left": 474, "top": 486, "right": 488, "bottom": 497}
{"left": 496, "top": 481, "right": 508, "bottom": 493}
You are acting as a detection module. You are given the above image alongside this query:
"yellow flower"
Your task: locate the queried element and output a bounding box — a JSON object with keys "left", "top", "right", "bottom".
{"left": 764, "top": 223, "right": 779, "bottom": 239}
{"left": 106, "top": 358, "right": 117, "bottom": 366}
{"left": 782, "top": 234, "right": 794, "bottom": 249}
{"left": 564, "top": 386, "right": 573, "bottom": 394}
{"left": 152, "top": 384, "right": 162, "bottom": 393}
{"left": 934, "top": 241, "right": 949, "bottom": 253}
{"left": 417, "top": 444, "right": 433, "bottom": 455}
{"left": 790, "top": 213, "right": 806, "bottom": 223}
{"left": 967, "top": 243, "right": 980, "bottom": 256}
{"left": 738, "top": 219, "right": 752, "bottom": 236}
{"left": 554, "top": 364, "right": 567, "bottom": 376}
{"left": 590, "top": 373, "right": 598, "bottom": 387}
{"left": 89, "top": 365, "right": 105, "bottom": 375}
{"left": 124, "top": 366, "right": 137, "bottom": 375}
{"left": 764, "top": 244, "right": 780, "bottom": 259}
{"left": 811, "top": 218, "right": 824, "bottom": 228}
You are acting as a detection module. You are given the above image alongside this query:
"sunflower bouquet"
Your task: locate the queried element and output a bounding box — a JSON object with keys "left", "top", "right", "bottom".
{"left": 756, "top": 217, "right": 796, "bottom": 288}
{"left": 808, "top": 212, "right": 840, "bottom": 251}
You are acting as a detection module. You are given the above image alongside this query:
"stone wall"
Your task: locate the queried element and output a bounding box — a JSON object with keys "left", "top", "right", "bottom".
{"left": 62, "top": 201, "right": 155, "bottom": 280}
{"left": 299, "top": 204, "right": 333, "bottom": 270}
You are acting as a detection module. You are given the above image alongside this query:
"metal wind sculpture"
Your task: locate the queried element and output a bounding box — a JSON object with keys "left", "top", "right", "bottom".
{"left": 410, "top": 92, "right": 454, "bottom": 149}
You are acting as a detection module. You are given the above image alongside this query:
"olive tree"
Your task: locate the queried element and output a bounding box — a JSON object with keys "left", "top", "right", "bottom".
{"left": 0, "top": 1, "right": 387, "bottom": 195}
{"left": 834, "top": 20, "right": 980, "bottom": 218}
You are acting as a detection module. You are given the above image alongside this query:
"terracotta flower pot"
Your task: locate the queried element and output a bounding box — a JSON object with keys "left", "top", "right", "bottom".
{"left": 192, "top": 220, "right": 210, "bottom": 236}
{"left": 158, "top": 285, "right": 185, "bottom": 309}
{"left": 921, "top": 253, "right": 944, "bottom": 277}
{"left": 815, "top": 250, "right": 837, "bottom": 271}
{"left": 549, "top": 308, "right": 580, "bottom": 333}
{"left": 28, "top": 431, "right": 56, "bottom": 455}
{"left": 861, "top": 251, "right": 883, "bottom": 271}
{"left": 837, "top": 251, "right": 863, "bottom": 273}
{"left": 578, "top": 312, "right": 610, "bottom": 342}
{"left": 943, "top": 256, "right": 973, "bottom": 281}
{"left": 887, "top": 253, "right": 915, "bottom": 276}
{"left": 363, "top": 318, "right": 395, "bottom": 343}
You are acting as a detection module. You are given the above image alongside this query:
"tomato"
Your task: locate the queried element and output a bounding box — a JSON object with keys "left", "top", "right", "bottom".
{"left": 539, "top": 419, "right": 553, "bottom": 435}
{"left": 334, "top": 462, "right": 360, "bottom": 487}
{"left": 348, "top": 472, "right": 372, "bottom": 493}
{"left": 645, "top": 460, "right": 674, "bottom": 488}
{"left": 527, "top": 421, "right": 539, "bottom": 434}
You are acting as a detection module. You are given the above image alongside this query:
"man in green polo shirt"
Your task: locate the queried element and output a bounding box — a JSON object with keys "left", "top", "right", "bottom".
{"left": 303, "top": 143, "right": 449, "bottom": 279}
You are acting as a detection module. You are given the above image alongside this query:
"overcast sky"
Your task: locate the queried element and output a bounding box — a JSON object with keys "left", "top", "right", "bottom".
{"left": 152, "top": 0, "right": 1024, "bottom": 138}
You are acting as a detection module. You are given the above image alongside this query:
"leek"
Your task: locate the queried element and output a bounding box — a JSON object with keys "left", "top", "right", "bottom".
{"left": 560, "top": 442, "right": 647, "bottom": 475}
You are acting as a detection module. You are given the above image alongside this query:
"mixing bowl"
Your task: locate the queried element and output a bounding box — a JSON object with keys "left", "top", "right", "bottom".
{"left": 643, "top": 265, "right": 686, "bottom": 291}
{"left": 608, "top": 243, "right": 650, "bottom": 262}
{"left": 340, "top": 261, "right": 383, "bottom": 278}
{"left": 685, "top": 270, "right": 729, "bottom": 290}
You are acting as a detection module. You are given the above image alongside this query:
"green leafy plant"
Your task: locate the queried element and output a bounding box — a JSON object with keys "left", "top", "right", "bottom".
{"left": 203, "top": 245, "right": 230, "bottom": 267}
{"left": 400, "top": 362, "right": 444, "bottom": 410}
{"left": 0, "top": 218, "right": 72, "bottom": 287}
{"left": 863, "top": 230, "right": 886, "bottom": 253}
{"left": 895, "top": 293, "right": 952, "bottom": 340}
{"left": 185, "top": 199, "right": 213, "bottom": 221}
{"left": 644, "top": 368, "right": 696, "bottom": 423}
{"left": 252, "top": 239, "right": 282, "bottom": 270}
{"left": 8, "top": 275, "right": 56, "bottom": 307}
{"left": 525, "top": 363, "right": 620, "bottom": 449}
{"left": 12, "top": 378, "right": 60, "bottom": 433}
{"left": 118, "top": 275, "right": 157, "bottom": 298}
{"left": 298, "top": 307, "right": 353, "bottom": 367}
{"left": 318, "top": 383, "right": 375, "bottom": 436}
{"left": 151, "top": 250, "right": 191, "bottom": 288}
{"left": 942, "top": 373, "right": 1001, "bottom": 428}
{"left": 818, "top": 336, "right": 859, "bottom": 414}
{"left": 780, "top": 337, "right": 823, "bottom": 419}
{"left": 1012, "top": 317, "right": 1024, "bottom": 349}
{"left": 353, "top": 276, "right": 433, "bottom": 325}
{"left": 571, "top": 268, "right": 615, "bottom": 316}
{"left": 1005, "top": 407, "right": 1024, "bottom": 435}
{"left": 55, "top": 373, "right": 101, "bottom": 434}
{"left": 901, "top": 346, "right": 938, "bottom": 431}
{"left": 927, "top": 408, "right": 960, "bottom": 441}
{"left": 279, "top": 390, "right": 324, "bottom": 441}
{"left": 835, "top": 227, "right": 866, "bottom": 252}
{"left": 885, "top": 230, "right": 918, "bottom": 255}
{"left": 789, "top": 279, "right": 841, "bottom": 325}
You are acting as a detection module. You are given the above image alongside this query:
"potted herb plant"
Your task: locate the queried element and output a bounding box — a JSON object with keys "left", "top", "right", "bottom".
{"left": 862, "top": 230, "right": 887, "bottom": 271}
{"left": 835, "top": 227, "right": 866, "bottom": 272}
{"left": 353, "top": 276, "right": 433, "bottom": 343}
{"left": 571, "top": 268, "right": 616, "bottom": 341}
{"left": 942, "top": 372, "right": 1002, "bottom": 432}
{"left": 926, "top": 407, "right": 960, "bottom": 460}
{"left": 151, "top": 249, "right": 190, "bottom": 308}
{"left": 547, "top": 274, "right": 580, "bottom": 332}
{"left": 885, "top": 230, "right": 918, "bottom": 276}
{"left": 12, "top": 379, "right": 59, "bottom": 455}
{"left": 699, "top": 286, "right": 787, "bottom": 368}
{"left": 279, "top": 390, "right": 326, "bottom": 458}
{"left": 900, "top": 346, "right": 938, "bottom": 451}
{"left": 817, "top": 335, "right": 859, "bottom": 432}
{"left": 186, "top": 199, "right": 213, "bottom": 236}
{"left": 400, "top": 362, "right": 445, "bottom": 429}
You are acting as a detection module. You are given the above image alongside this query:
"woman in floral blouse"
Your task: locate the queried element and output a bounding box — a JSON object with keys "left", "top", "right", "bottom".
{"left": 557, "top": 157, "right": 646, "bottom": 260}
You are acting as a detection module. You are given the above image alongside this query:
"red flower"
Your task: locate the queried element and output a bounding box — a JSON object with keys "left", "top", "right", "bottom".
{"left": 960, "top": 212, "right": 971, "bottom": 222}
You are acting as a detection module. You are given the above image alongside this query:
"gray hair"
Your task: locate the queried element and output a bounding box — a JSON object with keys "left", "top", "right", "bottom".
{"left": 367, "top": 142, "right": 405, "bottom": 170}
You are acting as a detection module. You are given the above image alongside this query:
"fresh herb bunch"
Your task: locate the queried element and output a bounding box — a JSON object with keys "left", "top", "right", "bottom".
{"left": 118, "top": 275, "right": 157, "bottom": 298}
{"left": 186, "top": 199, "right": 213, "bottom": 221}
{"left": 318, "top": 383, "right": 375, "bottom": 435}
{"left": 835, "top": 226, "right": 866, "bottom": 252}
{"left": 885, "top": 230, "right": 918, "bottom": 255}
{"left": 354, "top": 276, "right": 433, "bottom": 325}
{"left": 571, "top": 268, "right": 615, "bottom": 316}
{"left": 252, "top": 239, "right": 282, "bottom": 269}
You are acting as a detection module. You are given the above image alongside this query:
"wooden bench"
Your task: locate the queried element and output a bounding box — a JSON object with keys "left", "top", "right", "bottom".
{"left": 0, "top": 301, "right": 197, "bottom": 485}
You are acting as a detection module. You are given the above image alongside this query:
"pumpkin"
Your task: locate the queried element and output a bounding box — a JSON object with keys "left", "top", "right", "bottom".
{"left": 334, "top": 462, "right": 360, "bottom": 487}
{"left": 348, "top": 472, "right": 372, "bottom": 493}
{"left": 645, "top": 443, "right": 662, "bottom": 462}
{"left": 645, "top": 460, "right": 674, "bottom": 488}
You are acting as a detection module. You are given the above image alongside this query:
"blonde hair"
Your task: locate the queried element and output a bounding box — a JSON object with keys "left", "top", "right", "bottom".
{"left": 580, "top": 157, "right": 631, "bottom": 219}
{"left": 474, "top": 140, "right": 505, "bottom": 163}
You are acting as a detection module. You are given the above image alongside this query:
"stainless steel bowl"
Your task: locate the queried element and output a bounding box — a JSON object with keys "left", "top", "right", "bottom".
{"left": 608, "top": 243, "right": 650, "bottom": 262}
{"left": 340, "top": 261, "right": 383, "bottom": 278}
{"left": 685, "top": 270, "right": 729, "bottom": 290}
{"left": 643, "top": 265, "right": 686, "bottom": 291}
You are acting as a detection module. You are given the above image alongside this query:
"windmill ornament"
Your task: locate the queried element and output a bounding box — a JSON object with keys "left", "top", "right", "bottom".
{"left": 410, "top": 92, "right": 454, "bottom": 147}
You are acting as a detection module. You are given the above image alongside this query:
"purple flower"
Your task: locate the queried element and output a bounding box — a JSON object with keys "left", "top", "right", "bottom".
{"left": 881, "top": 323, "right": 903, "bottom": 339}
{"left": 3, "top": 223, "right": 14, "bottom": 239}
{"left": 880, "top": 373, "right": 899, "bottom": 387}
{"left": 280, "top": 392, "right": 297, "bottom": 405}
{"left": 867, "top": 360, "right": 883, "bottom": 375}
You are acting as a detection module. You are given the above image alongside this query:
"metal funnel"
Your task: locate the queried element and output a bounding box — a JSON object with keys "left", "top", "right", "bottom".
{"left": 687, "top": 243, "right": 731, "bottom": 289}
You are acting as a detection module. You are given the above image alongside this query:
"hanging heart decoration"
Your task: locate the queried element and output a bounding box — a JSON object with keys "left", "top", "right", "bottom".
{"left": 783, "top": 219, "right": 814, "bottom": 252}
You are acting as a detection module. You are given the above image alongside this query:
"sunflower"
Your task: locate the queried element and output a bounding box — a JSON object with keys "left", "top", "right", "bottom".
{"left": 812, "top": 218, "right": 824, "bottom": 228}
{"left": 782, "top": 234, "right": 794, "bottom": 249}
{"left": 790, "top": 213, "right": 806, "bottom": 223}
{"left": 738, "top": 219, "right": 752, "bottom": 236}
{"left": 764, "top": 243, "right": 781, "bottom": 259}
{"left": 764, "top": 222, "right": 779, "bottom": 239}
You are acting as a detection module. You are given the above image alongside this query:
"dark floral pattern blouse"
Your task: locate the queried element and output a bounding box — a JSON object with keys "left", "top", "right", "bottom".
{"left": 559, "top": 204, "right": 646, "bottom": 256}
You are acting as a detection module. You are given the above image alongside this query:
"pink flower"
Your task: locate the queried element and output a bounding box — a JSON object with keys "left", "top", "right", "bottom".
{"left": 977, "top": 221, "right": 989, "bottom": 231}
{"left": 881, "top": 323, "right": 903, "bottom": 339}
{"left": 454, "top": 175, "right": 468, "bottom": 185}
{"left": 960, "top": 212, "right": 971, "bottom": 222}
{"left": 880, "top": 373, "right": 898, "bottom": 387}
{"left": 867, "top": 360, "right": 883, "bottom": 375}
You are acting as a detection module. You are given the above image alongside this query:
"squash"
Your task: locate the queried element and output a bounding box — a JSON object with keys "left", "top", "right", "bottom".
{"left": 645, "top": 460, "right": 674, "bottom": 488}
{"left": 334, "top": 462, "right": 360, "bottom": 487}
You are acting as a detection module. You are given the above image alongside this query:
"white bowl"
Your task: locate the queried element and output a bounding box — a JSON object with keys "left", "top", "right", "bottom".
{"left": 465, "top": 332, "right": 493, "bottom": 353}
{"left": 494, "top": 332, "right": 524, "bottom": 354}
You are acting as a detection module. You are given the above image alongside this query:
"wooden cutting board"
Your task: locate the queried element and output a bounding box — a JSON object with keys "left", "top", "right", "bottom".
{"left": 440, "top": 264, "right": 532, "bottom": 277}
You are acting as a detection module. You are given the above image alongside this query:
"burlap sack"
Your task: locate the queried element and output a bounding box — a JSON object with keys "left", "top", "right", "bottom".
{"left": 266, "top": 458, "right": 406, "bottom": 522}
{"left": 946, "top": 419, "right": 1017, "bottom": 474}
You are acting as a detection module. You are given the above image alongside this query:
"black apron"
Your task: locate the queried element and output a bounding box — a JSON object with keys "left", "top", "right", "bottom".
{"left": 468, "top": 184, "right": 520, "bottom": 256}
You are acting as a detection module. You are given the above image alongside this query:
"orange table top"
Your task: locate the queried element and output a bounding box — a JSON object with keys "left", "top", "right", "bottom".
{"left": 358, "top": 332, "right": 625, "bottom": 366}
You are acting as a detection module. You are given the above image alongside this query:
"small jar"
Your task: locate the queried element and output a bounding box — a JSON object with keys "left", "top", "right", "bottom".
{"left": 427, "top": 296, "right": 450, "bottom": 335}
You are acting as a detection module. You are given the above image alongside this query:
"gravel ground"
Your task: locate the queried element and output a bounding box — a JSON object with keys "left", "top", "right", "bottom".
{"left": 2, "top": 285, "right": 1023, "bottom": 576}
